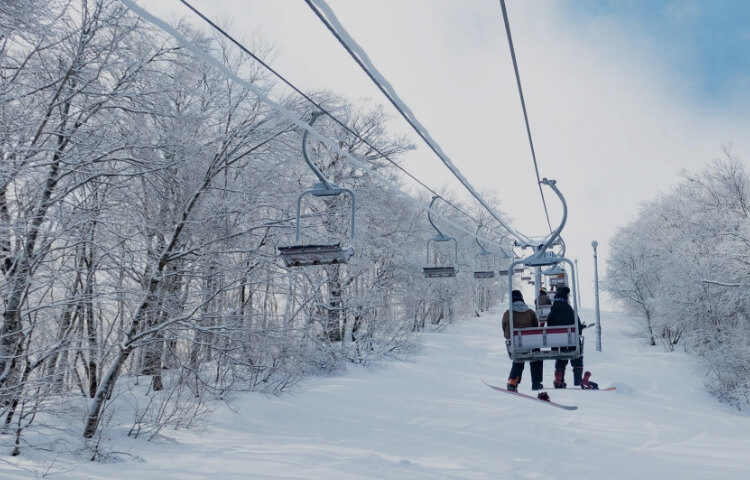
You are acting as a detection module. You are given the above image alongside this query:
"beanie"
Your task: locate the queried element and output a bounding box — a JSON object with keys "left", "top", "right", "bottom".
{"left": 511, "top": 290, "right": 524, "bottom": 303}
{"left": 554, "top": 286, "right": 570, "bottom": 302}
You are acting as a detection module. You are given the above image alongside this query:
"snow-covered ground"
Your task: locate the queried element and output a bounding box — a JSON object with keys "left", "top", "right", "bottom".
{"left": 2, "top": 307, "right": 749, "bottom": 479}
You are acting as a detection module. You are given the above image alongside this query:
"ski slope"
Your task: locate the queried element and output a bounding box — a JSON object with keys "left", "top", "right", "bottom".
{"left": 3, "top": 308, "right": 749, "bottom": 479}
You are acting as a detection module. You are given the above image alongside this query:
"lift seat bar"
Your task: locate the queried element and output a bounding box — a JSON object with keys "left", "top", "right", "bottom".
{"left": 423, "top": 266, "right": 458, "bottom": 278}
{"left": 278, "top": 244, "right": 354, "bottom": 267}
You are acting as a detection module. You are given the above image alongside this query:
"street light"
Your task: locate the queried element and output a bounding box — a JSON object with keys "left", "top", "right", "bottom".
{"left": 591, "top": 240, "right": 602, "bottom": 352}
{"left": 574, "top": 258, "right": 582, "bottom": 310}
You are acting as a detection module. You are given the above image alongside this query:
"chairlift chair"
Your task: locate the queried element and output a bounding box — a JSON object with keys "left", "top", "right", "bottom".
{"left": 423, "top": 196, "right": 459, "bottom": 278}
{"left": 547, "top": 272, "right": 568, "bottom": 289}
{"left": 542, "top": 263, "right": 567, "bottom": 288}
{"left": 506, "top": 255, "right": 582, "bottom": 361}
{"left": 473, "top": 225, "right": 496, "bottom": 279}
{"left": 505, "top": 179, "right": 582, "bottom": 362}
{"left": 278, "top": 113, "right": 355, "bottom": 267}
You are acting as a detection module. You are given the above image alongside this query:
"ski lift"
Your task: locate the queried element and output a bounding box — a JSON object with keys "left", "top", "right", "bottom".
{"left": 423, "top": 196, "right": 459, "bottom": 278}
{"left": 541, "top": 263, "right": 567, "bottom": 289}
{"left": 497, "top": 248, "right": 512, "bottom": 276}
{"left": 473, "top": 225, "right": 496, "bottom": 279}
{"left": 548, "top": 275, "right": 568, "bottom": 289}
{"left": 278, "top": 113, "right": 355, "bottom": 267}
{"left": 505, "top": 179, "right": 582, "bottom": 362}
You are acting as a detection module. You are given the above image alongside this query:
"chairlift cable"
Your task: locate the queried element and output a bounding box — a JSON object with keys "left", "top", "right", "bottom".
{"left": 123, "top": 0, "right": 513, "bottom": 252}
{"left": 176, "top": 0, "right": 495, "bottom": 238}
{"left": 498, "top": 0, "right": 553, "bottom": 232}
{"left": 304, "top": 0, "right": 533, "bottom": 246}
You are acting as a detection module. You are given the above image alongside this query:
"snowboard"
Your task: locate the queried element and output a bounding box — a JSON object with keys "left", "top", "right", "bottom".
{"left": 483, "top": 381, "right": 578, "bottom": 410}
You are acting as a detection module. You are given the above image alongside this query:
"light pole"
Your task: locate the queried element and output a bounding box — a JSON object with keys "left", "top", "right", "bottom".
{"left": 591, "top": 240, "right": 602, "bottom": 352}
{"left": 574, "top": 258, "right": 582, "bottom": 310}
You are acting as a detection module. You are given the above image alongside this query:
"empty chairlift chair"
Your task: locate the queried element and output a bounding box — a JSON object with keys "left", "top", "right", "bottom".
{"left": 278, "top": 112, "right": 355, "bottom": 267}
{"left": 473, "top": 225, "right": 496, "bottom": 279}
{"left": 423, "top": 196, "right": 459, "bottom": 278}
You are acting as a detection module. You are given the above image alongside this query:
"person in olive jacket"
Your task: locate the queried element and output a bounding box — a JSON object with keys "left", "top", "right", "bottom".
{"left": 502, "top": 290, "right": 544, "bottom": 391}
{"left": 546, "top": 286, "right": 598, "bottom": 389}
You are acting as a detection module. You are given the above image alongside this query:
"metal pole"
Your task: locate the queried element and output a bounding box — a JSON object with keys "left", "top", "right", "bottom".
{"left": 574, "top": 258, "right": 582, "bottom": 310}
{"left": 591, "top": 241, "right": 602, "bottom": 352}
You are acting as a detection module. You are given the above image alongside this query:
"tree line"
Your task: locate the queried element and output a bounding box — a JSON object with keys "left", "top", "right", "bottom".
{"left": 605, "top": 149, "right": 750, "bottom": 408}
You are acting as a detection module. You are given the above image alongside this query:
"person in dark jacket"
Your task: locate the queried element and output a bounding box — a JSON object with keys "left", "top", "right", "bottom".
{"left": 501, "top": 290, "right": 544, "bottom": 391}
{"left": 535, "top": 287, "right": 552, "bottom": 308}
{"left": 546, "top": 286, "right": 598, "bottom": 389}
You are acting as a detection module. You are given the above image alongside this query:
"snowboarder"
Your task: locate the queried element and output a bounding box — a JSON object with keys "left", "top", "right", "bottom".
{"left": 545, "top": 286, "right": 598, "bottom": 389}
{"left": 502, "top": 290, "right": 544, "bottom": 391}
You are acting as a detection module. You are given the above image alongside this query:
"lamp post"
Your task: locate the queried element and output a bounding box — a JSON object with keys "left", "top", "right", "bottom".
{"left": 574, "top": 258, "right": 582, "bottom": 310}
{"left": 591, "top": 240, "right": 602, "bottom": 352}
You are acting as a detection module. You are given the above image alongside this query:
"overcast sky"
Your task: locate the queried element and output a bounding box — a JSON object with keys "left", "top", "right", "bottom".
{"left": 143, "top": 0, "right": 750, "bottom": 309}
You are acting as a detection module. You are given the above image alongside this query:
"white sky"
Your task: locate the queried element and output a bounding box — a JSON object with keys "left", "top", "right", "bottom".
{"left": 142, "top": 0, "right": 750, "bottom": 309}
{"left": 4, "top": 307, "right": 749, "bottom": 478}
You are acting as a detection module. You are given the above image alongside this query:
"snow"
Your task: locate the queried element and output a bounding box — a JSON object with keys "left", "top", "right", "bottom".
{"left": 2, "top": 307, "right": 749, "bottom": 479}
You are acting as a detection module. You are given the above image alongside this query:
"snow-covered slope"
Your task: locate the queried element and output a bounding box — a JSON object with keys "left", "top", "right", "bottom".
{"left": 3, "top": 308, "right": 749, "bottom": 479}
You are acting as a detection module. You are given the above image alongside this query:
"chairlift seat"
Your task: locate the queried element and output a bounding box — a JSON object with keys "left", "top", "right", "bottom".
{"left": 423, "top": 266, "right": 458, "bottom": 278}
{"left": 473, "top": 270, "right": 495, "bottom": 279}
{"left": 506, "top": 326, "right": 582, "bottom": 361}
{"left": 279, "top": 243, "right": 354, "bottom": 267}
{"left": 498, "top": 269, "right": 509, "bottom": 276}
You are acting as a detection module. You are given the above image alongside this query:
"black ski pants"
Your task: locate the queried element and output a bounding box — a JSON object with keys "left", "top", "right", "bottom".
{"left": 508, "top": 360, "right": 543, "bottom": 386}
{"left": 554, "top": 357, "right": 584, "bottom": 385}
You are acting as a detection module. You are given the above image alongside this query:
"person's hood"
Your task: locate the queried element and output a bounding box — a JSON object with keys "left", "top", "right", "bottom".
{"left": 512, "top": 301, "right": 529, "bottom": 313}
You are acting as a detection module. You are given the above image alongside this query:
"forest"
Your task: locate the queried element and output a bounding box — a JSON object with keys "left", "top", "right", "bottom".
{"left": 0, "top": 0, "right": 510, "bottom": 455}
{"left": 605, "top": 151, "right": 750, "bottom": 408}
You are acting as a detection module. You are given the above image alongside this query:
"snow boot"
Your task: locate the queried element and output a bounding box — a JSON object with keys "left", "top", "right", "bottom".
{"left": 532, "top": 382, "right": 544, "bottom": 391}
{"left": 553, "top": 369, "right": 566, "bottom": 389}
{"left": 573, "top": 366, "right": 584, "bottom": 386}
{"left": 506, "top": 377, "right": 520, "bottom": 392}
{"left": 580, "top": 371, "right": 599, "bottom": 390}
{"left": 537, "top": 392, "right": 551, "bottom": 402}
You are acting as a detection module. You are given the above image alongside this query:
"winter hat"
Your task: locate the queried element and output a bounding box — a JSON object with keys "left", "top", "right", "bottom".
{"left": 539, "top": 287, "right": 548, "bottom": 295}
{"left": 511, "top": 290, "right": 524, "bottom": 303}
{"left": 554, "top": 286, "right": 570, "bottom": 302}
